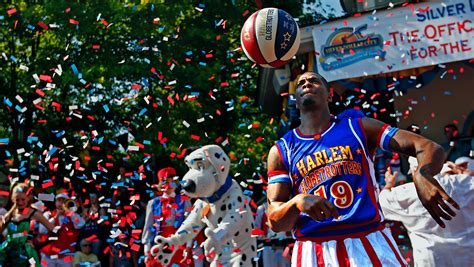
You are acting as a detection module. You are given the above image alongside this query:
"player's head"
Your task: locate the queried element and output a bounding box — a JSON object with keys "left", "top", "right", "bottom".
{"left": 295, "top": 72, "right": 332, "bottom": 110}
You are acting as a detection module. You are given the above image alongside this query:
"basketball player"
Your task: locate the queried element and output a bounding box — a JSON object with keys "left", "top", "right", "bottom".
{"left": 266, "top": 72, "right": 460, "bottom": 266}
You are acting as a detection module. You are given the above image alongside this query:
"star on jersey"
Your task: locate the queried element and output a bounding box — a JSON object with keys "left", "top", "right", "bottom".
{"left": 280, "top": 42, "right": 288, "bottom": 49}
{"left": 283, "top": 32, "right": 291, "bottom": 41}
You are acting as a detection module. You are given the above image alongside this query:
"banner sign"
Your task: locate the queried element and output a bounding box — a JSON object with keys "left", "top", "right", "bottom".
{"left": 312, "top": 0, "right": 474, "bottom": 82}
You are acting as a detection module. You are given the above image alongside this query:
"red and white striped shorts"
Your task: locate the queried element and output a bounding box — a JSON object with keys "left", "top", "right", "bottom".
{"left": 291, "top": 228, "right": 407, "bottom": 267}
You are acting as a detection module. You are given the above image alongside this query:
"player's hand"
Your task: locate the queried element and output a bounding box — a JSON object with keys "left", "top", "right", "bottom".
{"left": 384, "top": 166, "right": 398, "bottom": 189}
{"left": 414, "top": 174, "right": 460, "bottom": 228}
{"left": 296, "top": 194, "right": 339, "bottom": 221}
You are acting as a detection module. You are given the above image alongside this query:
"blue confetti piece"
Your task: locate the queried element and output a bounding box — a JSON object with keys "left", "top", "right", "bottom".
{"left": 103, "top": 104, "right": 109, "bottom": 113}
{"left": 55, "top": 130, "right": 65, "bottom": 138}
{"left": 143, "top": 78, "right": 150, "bottom": 87}
{"left": 15, "top": 105, "right": 23, "bottom": 112}
{"left": 27, "top": 24, "right": 35, "bottom": 30}
{"left": 10, "top": 55, "right": 17, "bottom": 62}
{"left": 151, "top": 4, "right": 154, "bottom": 11}
{"left": 0, "top": 15, "right": 4, "bottom": 20}
{"left": 48, "top": 147, "right": 58, "bottom": 157}
{"left": 4, "top": 98, "right": 12, "bottom": 107}
{"left": 199, "top": 62, "right": 207, "bottom": 66}
{"left": 198, "top": 3, "right": 205, "bottom": 8}
{"left": 139, "top": 108, "right": 147, "bottom": 116}
{"left": 27, "top": 136, "right": 38, "bottom": 143}
{"left": 71, "top": 64, "right": 78, "bottom": 75}
{"left": 443, "top": 91, "right": 452, "bottom": 96}
{"left": 185, "top": 51, "right": 193, "bottom": 56}
{"left": 79, "top": 78, "right": 86, "bottom": 84}
{"left": 0, "top": 138, "right": 9, "bottom": 145}
{"left": 143, "top": 140, "right": 151, "bottom": 145}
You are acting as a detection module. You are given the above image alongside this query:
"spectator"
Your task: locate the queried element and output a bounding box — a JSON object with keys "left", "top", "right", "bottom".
{"left": 141, "top": 167, "right": 192, "bottom": 267}
{"left": 80, "top": 192, "right": 106, "bottom": 256}
{"left": 255, "top": 202, "right": 291, "bottom": 267}
{"left": 0, "top": 183, "right": 54, "bottom": 266}
{"left": 380, "top": 157, "right": 474, "bottom": 266}
{"left": 73, "top": 238, "right": 100, "bottom": 267}
{"left": 39, "top": 192, "right": 85, "bottom": 267}
{"left": 109, "top": 228, "right": 137, "bottom": 267}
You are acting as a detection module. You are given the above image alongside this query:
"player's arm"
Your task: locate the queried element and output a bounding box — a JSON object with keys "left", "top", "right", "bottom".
{"left": 266, "top": 145, "right": 338, "bottom": 232}
{"left": 362, "top": 118, "right": 460, "bottom": 227}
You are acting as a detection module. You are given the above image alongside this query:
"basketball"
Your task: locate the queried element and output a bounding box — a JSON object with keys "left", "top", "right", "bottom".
{"left": 240, "top": 8, "right": 300, "bottom": 68}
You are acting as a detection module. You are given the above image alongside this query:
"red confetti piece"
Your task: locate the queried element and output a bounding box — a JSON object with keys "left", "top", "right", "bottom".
{"left": 69, "top": 19, "right": 79, "bottom": 25}
{"left": 35, "top": 89, "right": 45, "bottom": 96}
{"left": 37, "top": 21, "right": 49, "bottom": 30}
{"left": 7, "top": 8, "right": 17, "bottom": 15}
{"left": 42, "top": 180, "right": 54, "bottom": 189}
{"left": 51, "top": 102, "right": 61, "bottom": 111}
{"left": 39, "top": 74, "right": 53, "bottom": 82}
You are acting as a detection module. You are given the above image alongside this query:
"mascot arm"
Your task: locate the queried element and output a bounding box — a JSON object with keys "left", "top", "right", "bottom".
{"left": 166, "top": 200, "right": 206, "bottom": 245}
{"left": 151, "top": 201, "right": 205, "bottom": 265}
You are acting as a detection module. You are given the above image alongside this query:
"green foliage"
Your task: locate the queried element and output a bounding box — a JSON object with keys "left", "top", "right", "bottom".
{"left": 0, "top": 0, "right": 284, "bottom": 191}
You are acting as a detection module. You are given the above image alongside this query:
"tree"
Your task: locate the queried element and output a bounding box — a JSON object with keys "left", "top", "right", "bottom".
{"left": 1, "top": 1, "right": 304, "bottom": 194}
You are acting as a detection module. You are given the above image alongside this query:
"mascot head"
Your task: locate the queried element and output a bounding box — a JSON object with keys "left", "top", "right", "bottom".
{"left": 181, "top": 145, "right": 230, "bottom": 198}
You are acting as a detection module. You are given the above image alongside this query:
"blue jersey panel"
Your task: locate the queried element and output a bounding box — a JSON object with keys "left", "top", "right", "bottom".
{"left": 276, "top": 117, "right": 383, "bottom": 240}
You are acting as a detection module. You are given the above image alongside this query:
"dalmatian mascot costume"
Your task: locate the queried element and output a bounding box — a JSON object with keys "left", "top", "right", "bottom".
{"left": 151, "top": 145, "right": 257, "bottom": 266}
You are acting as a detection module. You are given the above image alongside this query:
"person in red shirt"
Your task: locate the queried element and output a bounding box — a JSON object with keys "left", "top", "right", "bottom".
{"left": 39, "top": 192, "right": 85, "bottom": 267}
{"left": 142, "top": 167, "right": 192, "bottom": 267}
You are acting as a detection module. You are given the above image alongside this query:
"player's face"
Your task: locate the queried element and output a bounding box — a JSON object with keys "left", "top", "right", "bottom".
{"left": 295, "top": 73, "right": 330, "bottom": 109}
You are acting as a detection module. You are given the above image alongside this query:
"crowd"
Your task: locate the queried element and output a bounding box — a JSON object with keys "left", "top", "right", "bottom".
{"left": 0, "top": 119, "right": 472, "bottom": 267}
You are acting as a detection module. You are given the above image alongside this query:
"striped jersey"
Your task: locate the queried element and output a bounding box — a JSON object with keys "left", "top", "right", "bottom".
{"left": 273, "top": 116, "right": 389, "bottom": 241}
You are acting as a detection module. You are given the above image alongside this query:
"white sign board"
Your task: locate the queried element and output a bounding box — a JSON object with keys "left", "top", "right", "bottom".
{"left": 312, "top": 0, "right": 474, "bottom": 82}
